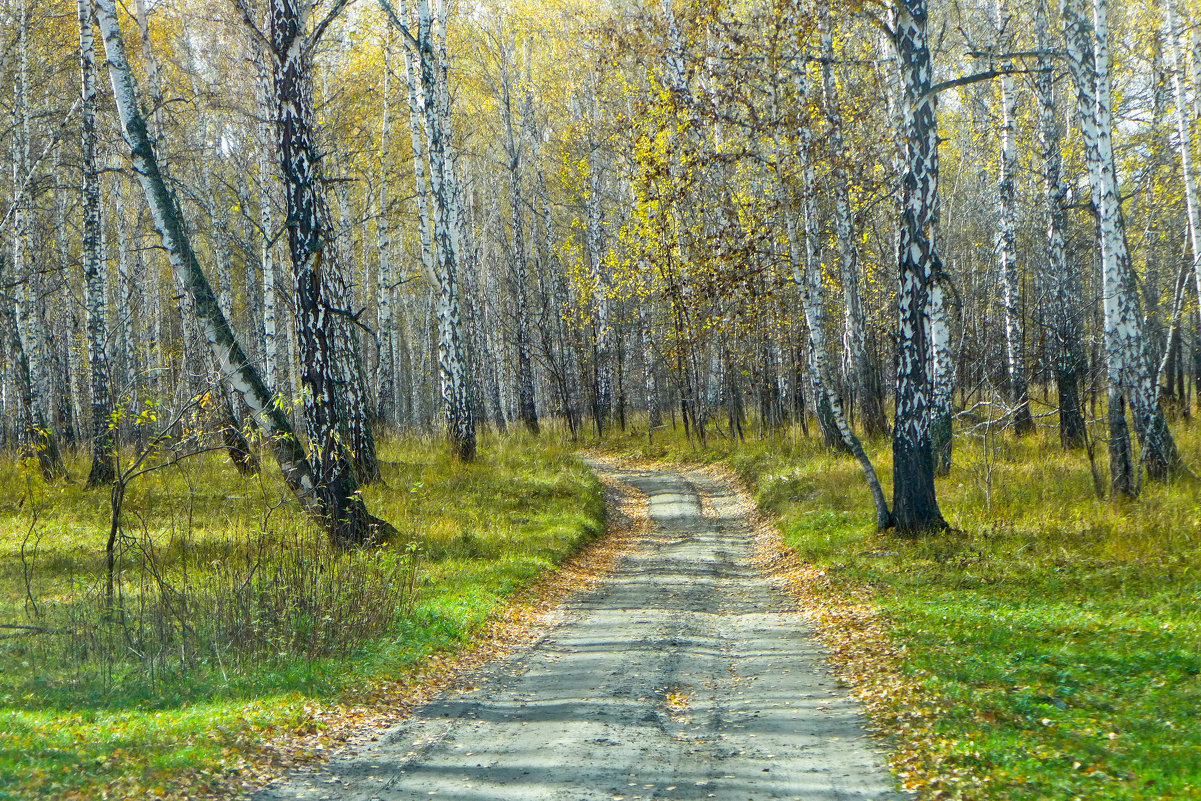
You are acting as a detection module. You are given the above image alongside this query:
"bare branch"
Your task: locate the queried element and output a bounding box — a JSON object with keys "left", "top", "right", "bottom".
{"left": 926, "top": 67, "right": 1041, "bottom": 98}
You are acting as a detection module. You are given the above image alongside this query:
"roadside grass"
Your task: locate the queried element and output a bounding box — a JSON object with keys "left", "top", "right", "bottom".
{"left": 601, "top": 413, "right": 1201, "bottom": 800}
{"left": 0, "top": 427, "right": 603, "bottom": 800}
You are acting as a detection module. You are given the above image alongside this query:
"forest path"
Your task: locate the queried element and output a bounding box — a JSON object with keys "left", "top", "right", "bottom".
{"left": 255, "top": 460, "right": 902, "bottom": 801}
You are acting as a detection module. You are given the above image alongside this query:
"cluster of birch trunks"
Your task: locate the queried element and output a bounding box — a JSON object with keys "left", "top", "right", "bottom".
{"left": 1, "top": 0, "right": 1199, "bottom": 538}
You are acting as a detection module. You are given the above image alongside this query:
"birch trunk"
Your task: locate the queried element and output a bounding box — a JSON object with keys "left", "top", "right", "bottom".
{"left": 110, "top": 170, "right": 137, "bottom": 392}
{"left": 1061, "top": 0, "right": 1183, "bottom": 492}
{"left": 780, "top": 68, "right": 890, "bottom": 529}
{"left": 1167, "top": 0, "right": 1201, "bottom": 359}
{"left": 539, "top": 183, "right": 582, "bottom": 436}
{"left": 0, "top": 256, "right": 64, "bottom": 481}
{"left": 7, "top": 0, "right": 64, "bottom": 480}
{"left": 96, "top": 0, "right": 395, "bottom": 544}
{"left": 994, "top": 0, "right": 1034, "bottom": 435}
{"left": 891, "top": 0, "right": 948, "bottom": 532}
{"left": 586, "top": 161, "right": 613, "bottom": 436}
{"left": 267, "top": 0, "right": 388, "bottom": 535}
{"left": 1036, "top": 0, "right": 1086, "bottom": 448}
{"left": 377, "top": 36, "right": 397, "bottom": 427}
{"left": 640, "top": 302, "right": 661, "bottom": 437}
{"left": 929, "top": 276, "right": 955, "bottom": 475}
{"left": 79, "top": 0, "right": 115, "bottom": 487}
{"left": 819, "top": 11, "right": 889, "bottom": 439}
{"left": 529, "top": 99, "right": 581, "bottom": 436}
{"left": 54, "top": 147, "right": 85, "bottom": 445}
{"left": 430, "top": 0, "right": 480, "bottom": 454}
{"left": 388, "top": 0, "right": 476, "bottom": 460}
{"left": 499, "top": 39, "right": 539, "bottom": 435}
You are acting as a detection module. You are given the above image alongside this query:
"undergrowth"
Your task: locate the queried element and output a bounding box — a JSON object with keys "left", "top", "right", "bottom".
{"left": 0, "top": 427, "right": 603, "bottom": 799}
{"left": 602, "top": 409, "right": 1201, "bottom": 801}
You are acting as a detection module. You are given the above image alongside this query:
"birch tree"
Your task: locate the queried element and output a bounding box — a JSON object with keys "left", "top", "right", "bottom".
{"left": 1061, "top": 0, "right": 1184, "bottom": 494}
{"left": 97, "top": 0, "right": 392, "bottom": 544}
{"left": 819, "top": 10, "right": 889, "bottom": 439}
{"left": 265, "top": 0, "right": 388, "bottom": 525}
{"left": 891, "top": 0, "right": 948, "bottom": 532}
{"left": 992, "top": 0, "right": 1035, "bottom": 435}
{"left": 377, "top": 33, "right": 398, "bottom": 426}
{"left": 382, "top": 0, "right": 477, "bottom": 461}
{"left": 1035, "top": 0, "right": 1086, "bottom": 448}
{"left": 78, "top": 0, "right": 115, "bottom": 488}
{"left": 1166, "top": 0, "right": 1201, "bottom": 347}
{"left": 495, "top": 24, "right": 539, "bottom": 434}
{"left": 781, "top": 64, "right": 891, "bottom": 529}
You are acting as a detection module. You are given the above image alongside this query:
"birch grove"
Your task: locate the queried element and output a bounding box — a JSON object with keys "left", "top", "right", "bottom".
{"left": 2, "top": 0, "right": 1200, "bottom": 536}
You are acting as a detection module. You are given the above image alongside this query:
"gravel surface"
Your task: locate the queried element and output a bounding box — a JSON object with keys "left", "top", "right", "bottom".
{"left": 255, "top": 462, "right": 903, "bottom": 801}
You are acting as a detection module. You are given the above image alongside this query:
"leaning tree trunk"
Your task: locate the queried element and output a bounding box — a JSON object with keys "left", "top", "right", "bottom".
{"left": 1061, "top": 0, "right": 1183, "bottom": 493}
{"left": 891, "top": 0, "right": 948, "bottom": 533}
{"left": 78, "top": 0, "right": 115, "bottom": 488}
{"left": 1035, "top": 0, "right": 1086, "bottom": 448}
{"left": 174, "top": 31, "right": 263, "bottom": 477}
{"left": 96, "top": 0, "right": 393, "bottom": 545}
{"left": 778, "top": 68, "right": 890, "bottom": 530}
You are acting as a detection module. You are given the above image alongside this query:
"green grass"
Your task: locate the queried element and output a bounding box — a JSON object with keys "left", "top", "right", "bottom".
{"left": 0, "top": 428, "right": 604, "bottom": 799}
{"left": 602, "top": 412, "right": 1201, "bottom": 800}
{"left": 8, "top": 407, "right": 1199, "bottom": 800}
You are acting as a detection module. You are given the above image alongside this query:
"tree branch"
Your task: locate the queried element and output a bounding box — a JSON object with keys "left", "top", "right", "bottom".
{"left": 308, "top": 0, "right": 355, "bottom": 51}
{"left": 926, "top": 67, "right": 1041, "bottom": 98}
{"left": 230, "top": 0, "right": 271, "bottom": 50}
{"left": 377, "top": 0, "right": 421, "bottom": 53}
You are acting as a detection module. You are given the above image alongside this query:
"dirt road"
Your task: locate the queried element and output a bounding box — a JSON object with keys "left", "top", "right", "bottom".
{"left": 256, "top": 462, "right": 903, "bottom": 800}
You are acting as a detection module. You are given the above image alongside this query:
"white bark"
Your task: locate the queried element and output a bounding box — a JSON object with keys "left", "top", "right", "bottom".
{"left": 1167, "top": 0, "right": 1201, "bottom": 336}
{"left": 95, "top": 0, "right": 319, "bottom": 508}
{"left": 1061, "top": 0, "right": 1181, "bottom": 485}
{"left": 891, "top": 0, "right": 947, "bottom": 531}
{"left": 775, "top": 64, "right": 890, "bottom": 529}
{"left": 377, "top": 35, "right": 397, "bottom": 425}
{"left": 820, "top": 9, "right": 888, "bottom": 437}
{"left": 389, "top": 0, "right": 476, "bottom": 459}
{"left": 993, "top": 0, "right": 1032, "bottom": 433}
{"left": 79, "top": 0, "right": 115, "bottom": 486}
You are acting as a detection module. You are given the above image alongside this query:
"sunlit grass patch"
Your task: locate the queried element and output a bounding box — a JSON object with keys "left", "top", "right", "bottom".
{"left": 0, "top": 427, "right": 603, "bottom": 799}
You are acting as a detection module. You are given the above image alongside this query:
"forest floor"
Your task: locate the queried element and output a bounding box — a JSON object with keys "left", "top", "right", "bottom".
{"left": 5, "top": 418, "right": 1201, "bottom": 800}
{"left": 255, "top": 458, "right": 900, "bottom": 801}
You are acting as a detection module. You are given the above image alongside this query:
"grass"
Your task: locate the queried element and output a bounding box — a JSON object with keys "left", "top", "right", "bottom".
{"left": 601, "top": 410, "right": 1201, "bottom": 800}
{"left": 7, "top": 405, "right": 1199, "bottom": 800}
{"left": 0, "top": 427, "right": 604, "bottom": 800}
